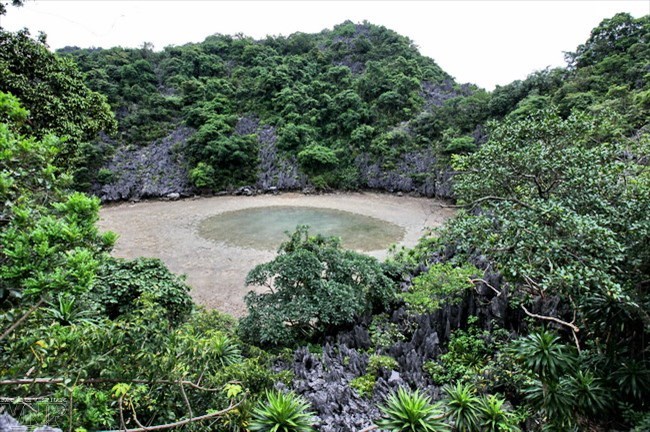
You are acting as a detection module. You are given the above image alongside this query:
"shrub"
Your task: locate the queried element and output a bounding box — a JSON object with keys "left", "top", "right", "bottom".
{"left": 424, "top": 317, "right": 509, "bottom": 386}
{"left": 400, "top": 263, "right": 477, "bottom": 314}
{"left": 241, "top": 226, "right": 396, "bottom": 346}
{"left": 249, "top": 390, "right": 315, "bottom": 432}
{"left": 376, "top": 388, "right": 449, "bottom": 431}
{"left": 350, "top": 374, "right": 376, "bottom": 398}
{"left": 443, "top": 382, "right": 481, "bottom": 432}
{"left": 88, "top": 257, "right": 193, "bottom": 324}
{"left": 96, "top": 168, "right": 115, "bottom": 184}
{"left": 369, "top": 314, "right": 405, "bottom": 349}
{"left": 477, "top": 394, "right": 520, "bottom": 432}
{"left": 368, "top": 354, "right": 399, "bottom": 375}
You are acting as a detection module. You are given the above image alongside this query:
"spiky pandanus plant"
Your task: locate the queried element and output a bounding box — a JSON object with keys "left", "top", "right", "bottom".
{"left": 248, "top": 390, "right": 315, "bottom": 432}
{"left": 376, "top": 387, "right": 449, "bottom": 432}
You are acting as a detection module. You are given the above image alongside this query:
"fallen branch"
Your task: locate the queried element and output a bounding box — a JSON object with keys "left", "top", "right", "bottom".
{"left": 470, "top": 278, "right": 502, "bottom": 297}
{"left": 100, "top": 399, "right": 243, "bottom": 432}
{"left": 521, "top": 305, "right": 580, "bottom": 333}
{"left": 0, "top": 297, "right": 46, "bottom": 341}
{"left": 0, "top": 377, "right": 221, "bottom": 392}
{"left": 179, "top": 383, "right": 193, "bottom": 419}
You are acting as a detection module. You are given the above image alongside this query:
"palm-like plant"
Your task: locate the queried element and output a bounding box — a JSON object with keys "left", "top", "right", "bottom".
{"left": 249, "top": 390, "right": 315, "bottom": 432}
{"left": 612, "top": 359, "right": 650, "bottom": 401}
{"left": 512, "top": 331, "right": 576, "bottom": 381}
{"left": 209, "top": 332, "right": 242, "bottom": 367}
{"left": 43, "top": 293, "right": 95, "bottom": 325}
{"left": 376, "top": 387, "right": 449, "bottom": 432}
{"left": 566, "top": 370, "right": 610, "bottom": 415}
{"left": 523, "top": 378, "right": 574, "bottom": 421}
{"left": 443, "top": 382, "right": 480, "bottom": 432}
{"left": 478, "top": 395, "right": 520, "bottom": 432}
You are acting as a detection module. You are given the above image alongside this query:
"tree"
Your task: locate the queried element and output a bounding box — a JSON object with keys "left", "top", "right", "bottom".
{"left": 0, "top": 92, "right": 114, "bottom": 333}
{"left": 240, "top": 226, "right": 396, "bottom": 346}
{"left": 0, "top": 29, "right": 116, "bottom": 175}
{"left": 297, "top": 144, "right": 338, "bottom": 173}
{"left": 0, "top": 0, "right": 23, "bottom": 17}
{"left": 446, "top": 107, "right": 649, "bottom": 422}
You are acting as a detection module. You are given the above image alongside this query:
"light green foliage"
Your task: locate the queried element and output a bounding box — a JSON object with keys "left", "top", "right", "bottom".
{"left": 388, "top": 229, "right": 441, "bottom": 268}
{"left": 400, "top": 263, "right": 477, "bottom": 314}
{"left": 477, "top": 394, "right": 520, "bottom": 432}
{"left": 350, "top": 374, "right": 376, "bottom": 398}
{"left": 2, "top": 299, "right": 278, "bottom": 430}
{"left": 369, "top": 313, "right": 405, "bottom": 349}
{"left": 368, "top": 354, "right": 399, "bottom": 375}
{"left": 241, "top": 226, "right": 396, "bottom": 346}
{"left": 351, "top": 354, "right": 399, "bottom": 397}
{"left": 89, "top": 257, "right": 193, "bottom": 324}
{"left": 189, "top": 161, "right": 216, "bottom": 189}
{"left": 376, "top": 387, "right": 449, "bottom": 432}
{"left": 0, "top": 92, "right": 114, "bottom": 315}
{"left": 249, "top": 390, "right": 315, "bottom": 432}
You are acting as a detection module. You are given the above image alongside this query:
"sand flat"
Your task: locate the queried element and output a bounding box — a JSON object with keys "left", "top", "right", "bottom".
{"left": 98, "top": 192, "right": 455, "bottom": 317}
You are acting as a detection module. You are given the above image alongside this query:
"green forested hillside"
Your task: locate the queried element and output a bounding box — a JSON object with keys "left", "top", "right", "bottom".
{"left": 1, "top": 10, "right": 649, "bottom": 432}
{"left": 59, "top": 21, "right": 487, "bottom": 199}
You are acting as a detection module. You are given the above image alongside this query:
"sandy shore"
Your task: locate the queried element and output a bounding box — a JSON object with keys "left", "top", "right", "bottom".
{"left": 98, "top": 192, "right": 455, "bottom": 317}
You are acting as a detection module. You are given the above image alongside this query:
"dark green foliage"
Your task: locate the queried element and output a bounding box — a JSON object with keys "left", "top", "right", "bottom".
{"left": 297, "top": 144, "right": 338, "bottom": 174}
{"left": 0, "top": 30, "right": 116, "bottom": 183}
{"left": 3, "top": 13, "right": 650, "bottom": 431}
{"left": 376, "top": 388, "right": 449, "bottom": 432}
{"left": 439, "top": 68, "right": 649, "bottom": 426}
{"left": 424, "top": 318, "right": 513, "bottom": 391}
{"left": 240, "top": 226, "right": 396, "bottom": 346}
{"left": 512, "top": 331, "right": 614, "bottom": 428}
{"left": 186, "top": 113, "right": 259, "bottom": 189}
{"left": 450, "top": 109, "right": 649, "bottom": 357}
{"left": 512, "top": 331, "right": 576, "bottom": 381}
{"left": 89, "top": 257, "right": 193, "bottom": 324}
{"left": 61, "top": 21, "right": 481, "bottom": 193}
{"left": 442, "top": 382, "right": 481, "bottom": 432}
{"left": 249, "top": 390, "right": 315, "bottom": 432}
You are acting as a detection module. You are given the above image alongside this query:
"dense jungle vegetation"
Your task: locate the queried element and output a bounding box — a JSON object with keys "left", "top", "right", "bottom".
{"left": 0, "top": 3, "right": 649, "bottom": 430}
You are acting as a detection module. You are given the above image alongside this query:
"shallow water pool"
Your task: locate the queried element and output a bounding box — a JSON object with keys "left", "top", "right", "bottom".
{"left": 197, "top": 205, "right": 405, "bottom": 251}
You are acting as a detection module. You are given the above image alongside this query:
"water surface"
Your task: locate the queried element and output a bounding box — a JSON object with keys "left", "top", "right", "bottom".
{"left": 198, "top": 206, "right": 405, "bottom": 251}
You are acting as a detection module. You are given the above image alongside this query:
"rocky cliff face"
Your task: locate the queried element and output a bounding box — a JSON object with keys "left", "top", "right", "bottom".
{"left": 356, "top": 151, "right": 453, "bottom": 198}
{"left": 93, "top": 116, "right": 456, "bottom": 202}
{"left": 280, "top": 257, "right": 509, "bottom": 429}
{"left": 92, "top": 126, "right": 194, "bottom": 202}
